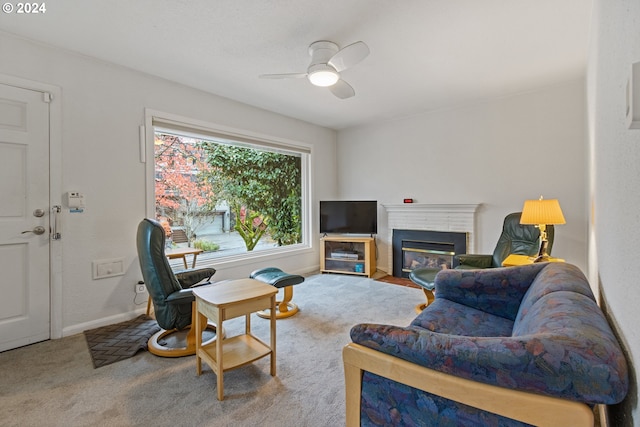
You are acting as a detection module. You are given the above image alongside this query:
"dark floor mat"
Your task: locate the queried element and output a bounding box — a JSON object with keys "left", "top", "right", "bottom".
{"left": 83, "top": 315, "right": 160, "bottom": 368}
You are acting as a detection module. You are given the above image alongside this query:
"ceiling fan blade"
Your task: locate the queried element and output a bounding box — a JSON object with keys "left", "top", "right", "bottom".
{"left": 329, "top": 79, "right": 355, "bottom": 99}
{"left": 328, "top": 41, "right": 370, "bottom": 72}
{"left": 259, "top": 73, "right": 307, "bottom": 79}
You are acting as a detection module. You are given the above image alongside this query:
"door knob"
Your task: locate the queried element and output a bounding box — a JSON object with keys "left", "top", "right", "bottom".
{"left": 22, "top": 226, "right": 46, "bottom": 235}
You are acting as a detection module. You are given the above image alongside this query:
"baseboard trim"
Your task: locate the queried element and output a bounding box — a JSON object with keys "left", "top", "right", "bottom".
{"left": 62, "top": 309, "right": 147, "bottom": 337}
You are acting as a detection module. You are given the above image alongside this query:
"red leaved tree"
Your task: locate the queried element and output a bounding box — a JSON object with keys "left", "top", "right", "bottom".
{"left": 155, "top": 133, "right": 214, "bottom": 245}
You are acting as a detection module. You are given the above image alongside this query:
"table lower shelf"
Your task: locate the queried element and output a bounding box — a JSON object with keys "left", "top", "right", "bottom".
{"left": 321, "top": 268, "right": 369, "bottom": 276}
{"left": 198, "top": 334, "right": 272, "bottom": 372}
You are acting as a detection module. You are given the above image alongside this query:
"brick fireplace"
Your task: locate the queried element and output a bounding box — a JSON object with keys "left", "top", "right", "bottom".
{"left": 382, "top": 203, "right": 481, "bottom": 278}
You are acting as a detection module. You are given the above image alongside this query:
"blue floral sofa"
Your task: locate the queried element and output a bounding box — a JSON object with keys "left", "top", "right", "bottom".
{"left": 343, "top": 262, "right": 628, "bottom": 426}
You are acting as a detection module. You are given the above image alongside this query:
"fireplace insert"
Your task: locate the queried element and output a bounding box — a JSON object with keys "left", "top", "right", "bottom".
{"left": 392, "top": 229, "right": 467, "bottom": 278}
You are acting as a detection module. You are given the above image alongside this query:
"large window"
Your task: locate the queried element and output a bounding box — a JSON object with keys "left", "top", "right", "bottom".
{"left": 147, "top": 112, "right": 311, "bottom": 265}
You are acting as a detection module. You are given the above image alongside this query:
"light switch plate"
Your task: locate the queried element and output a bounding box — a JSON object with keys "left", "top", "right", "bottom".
{"left": 92, "top": 258, "right": 125, "bottom": 279}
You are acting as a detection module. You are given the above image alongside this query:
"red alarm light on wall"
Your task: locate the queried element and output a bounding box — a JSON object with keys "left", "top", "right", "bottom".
{"left": 403, "top": 198, "right": 413, "bottom": 203}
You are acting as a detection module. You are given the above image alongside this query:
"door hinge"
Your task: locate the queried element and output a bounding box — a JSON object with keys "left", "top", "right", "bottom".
{"left": 42, "top": 92, "right": 52, "bottom": 103}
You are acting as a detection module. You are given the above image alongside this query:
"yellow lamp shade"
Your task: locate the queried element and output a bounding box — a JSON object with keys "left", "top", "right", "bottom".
{"left": 520, "top": 198, "right": 566, "bottom": 225}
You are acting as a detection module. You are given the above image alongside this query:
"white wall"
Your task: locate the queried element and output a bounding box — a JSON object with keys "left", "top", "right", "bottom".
{"left": 337, "top": 80, "right": 588, "bottom": 274}
{"left": 0, "top": 32, "right": 337, "bottom": 335}
{"left": 588, "top": 1, "right": 640, "bottom": 424}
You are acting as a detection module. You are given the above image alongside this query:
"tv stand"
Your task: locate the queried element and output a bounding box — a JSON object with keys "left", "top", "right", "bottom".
{"left": 320, "top": 236, "right": 376, "bottom": 277}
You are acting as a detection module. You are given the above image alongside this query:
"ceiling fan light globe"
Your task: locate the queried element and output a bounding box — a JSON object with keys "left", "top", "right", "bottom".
{"left": 309, "top": 71, "right": 339, "bottom": 87}
{"left": 307, "top": 64, "right": 339, "bottom": 87}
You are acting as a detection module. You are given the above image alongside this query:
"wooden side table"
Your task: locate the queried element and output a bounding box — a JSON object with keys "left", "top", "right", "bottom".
{"left": 193, "top": 278, "right": 278, "bottom": 400}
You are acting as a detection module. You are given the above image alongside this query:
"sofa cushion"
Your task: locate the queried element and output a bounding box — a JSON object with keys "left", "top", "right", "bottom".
{"left": 510, "top": 290, "right": 629, "bottom": 402}
{"left": 435, "top": 263, "right": 547, "bottom": 321}
{"left": 514, "top": 262, "right": 596, "bottom": 326}
{"left": 411, "top": 298, "right": 514, "bottom": 337}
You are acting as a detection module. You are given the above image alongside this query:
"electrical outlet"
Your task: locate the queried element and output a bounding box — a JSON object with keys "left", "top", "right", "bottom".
{"left": 135, "top": 283, "right": 146, "bottom": 294}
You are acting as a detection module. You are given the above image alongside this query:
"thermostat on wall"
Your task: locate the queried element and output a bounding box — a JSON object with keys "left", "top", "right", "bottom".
{"left": 66, "top": 192, "right": 85, "bottom": 210}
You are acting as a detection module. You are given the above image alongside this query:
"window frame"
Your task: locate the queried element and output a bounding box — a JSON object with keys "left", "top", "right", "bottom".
{"left": 143, "top": 109, "right": 313, "bottom": 269}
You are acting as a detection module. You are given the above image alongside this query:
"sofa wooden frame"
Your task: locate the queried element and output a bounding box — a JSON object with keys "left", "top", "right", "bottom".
{"left": 343, "top": 343, "right": 596, "bottom": 427}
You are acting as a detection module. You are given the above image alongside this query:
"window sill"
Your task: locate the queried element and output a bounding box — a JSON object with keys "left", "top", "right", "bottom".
{"left": 195, "top": 243, "right": 314, "bottom": 271}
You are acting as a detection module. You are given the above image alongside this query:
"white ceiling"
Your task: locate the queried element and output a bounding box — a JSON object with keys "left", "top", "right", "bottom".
{"left": 0, "top": 0, "right": 593, "bottom": 130}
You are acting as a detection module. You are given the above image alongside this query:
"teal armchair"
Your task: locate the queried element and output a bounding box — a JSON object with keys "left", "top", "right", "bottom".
{"left": 456, "top": 212, "right": 553, "bottom": 269}
{"left": 136, "top": 218, "right": 218, "bottom": 357}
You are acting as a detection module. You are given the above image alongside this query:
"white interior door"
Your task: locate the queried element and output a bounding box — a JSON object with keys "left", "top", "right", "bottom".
{"left": 0, "top": 83, "right": 50, "bottom": 352}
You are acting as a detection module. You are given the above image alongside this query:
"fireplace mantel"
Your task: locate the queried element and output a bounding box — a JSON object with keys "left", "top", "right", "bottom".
{"left": 382, "top": 203, "right": 481, "bottom": 273}
{"left": 382, "top": 203, "right": 480, "bottom": 214}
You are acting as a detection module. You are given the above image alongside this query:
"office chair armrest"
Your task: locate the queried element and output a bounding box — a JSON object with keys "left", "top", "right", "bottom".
{"left": 165, "top": 289, "right": 195, "bottom": 305}
{"left": 175, "top": 268, "right": 216, "bottom": 288}
{"left": 455, "top": 254, "right": 493, "bottom": 269}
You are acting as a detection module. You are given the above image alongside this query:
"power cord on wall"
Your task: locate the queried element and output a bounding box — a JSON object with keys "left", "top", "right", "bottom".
{"left": 133, "top": 280, "right": 148, "bottom": 306}
{"left": 133, "top": 293, "right": 147, "bottom": 306}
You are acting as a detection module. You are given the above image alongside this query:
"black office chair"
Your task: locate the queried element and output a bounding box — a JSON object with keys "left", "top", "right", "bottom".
{"left": 136, "top": 218, "right": 218, "bottom": 357}
{"left": 455, "top": 212, "right": 553, "bottom": 269}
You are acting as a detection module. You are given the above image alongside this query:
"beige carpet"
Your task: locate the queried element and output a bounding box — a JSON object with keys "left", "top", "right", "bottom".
{"left": 0, "top": 273, "right": 421, "bottom": 427}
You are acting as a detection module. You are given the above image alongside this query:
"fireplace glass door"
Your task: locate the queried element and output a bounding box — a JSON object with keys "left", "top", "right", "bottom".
{"left": 402, "top": 245, "right": 454, "bottom": 273}
{"left": 392, "top": 229, "right": 468, "bottom": 278}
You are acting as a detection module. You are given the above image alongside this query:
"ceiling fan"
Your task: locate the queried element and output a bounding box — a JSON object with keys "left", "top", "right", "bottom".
{"left": 259, "top": 40, "right": 370, "bottom": 99}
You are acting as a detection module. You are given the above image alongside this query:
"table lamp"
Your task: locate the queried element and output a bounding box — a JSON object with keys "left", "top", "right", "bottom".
{"left": 520, "top": 196, "right": 565, "bottom": 262}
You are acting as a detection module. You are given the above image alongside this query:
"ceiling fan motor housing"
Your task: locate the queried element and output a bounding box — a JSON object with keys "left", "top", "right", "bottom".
{"left": 307, "top": 41, "right": 340, "bottom": 86}
{"left": 308, "top": 41, "right": 339, "bottom": 66}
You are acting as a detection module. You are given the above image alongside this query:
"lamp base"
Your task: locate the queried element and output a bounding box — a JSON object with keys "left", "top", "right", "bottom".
{"left": 534, "top": 239, "right": 550, "bottom": 263}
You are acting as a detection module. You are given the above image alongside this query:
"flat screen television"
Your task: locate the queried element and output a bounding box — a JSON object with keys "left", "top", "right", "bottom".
{"left": 320, "top": 200, "right": 377, "bottom": 234}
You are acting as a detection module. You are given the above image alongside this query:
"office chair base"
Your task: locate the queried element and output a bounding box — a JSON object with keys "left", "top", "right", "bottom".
{"left": 257, "top": 300, "right": 299, "bottom": 319}
{"left": 257, "top": 285, "right": 299, "bottom": 319}
{"left": 250, "top": 268, "right": 304, "bottom": 319}
{"left": 148, "top": 323, "right": 218, "bottom": 358}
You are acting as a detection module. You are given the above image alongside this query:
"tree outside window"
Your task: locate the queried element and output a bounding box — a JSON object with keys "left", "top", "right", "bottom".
{"left": 155, "top": 133, "right": 213, "bottom": 246}
{"left": 154, "top": 130, "right": 303, "bottom": 258}
{"left": 199, "top": 142, "right": 302, "bottom": 250}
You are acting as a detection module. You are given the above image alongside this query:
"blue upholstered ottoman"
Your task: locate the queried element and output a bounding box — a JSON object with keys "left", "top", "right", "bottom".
{"left": 250, "top": 267, "right": 305, "bottom": 318}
